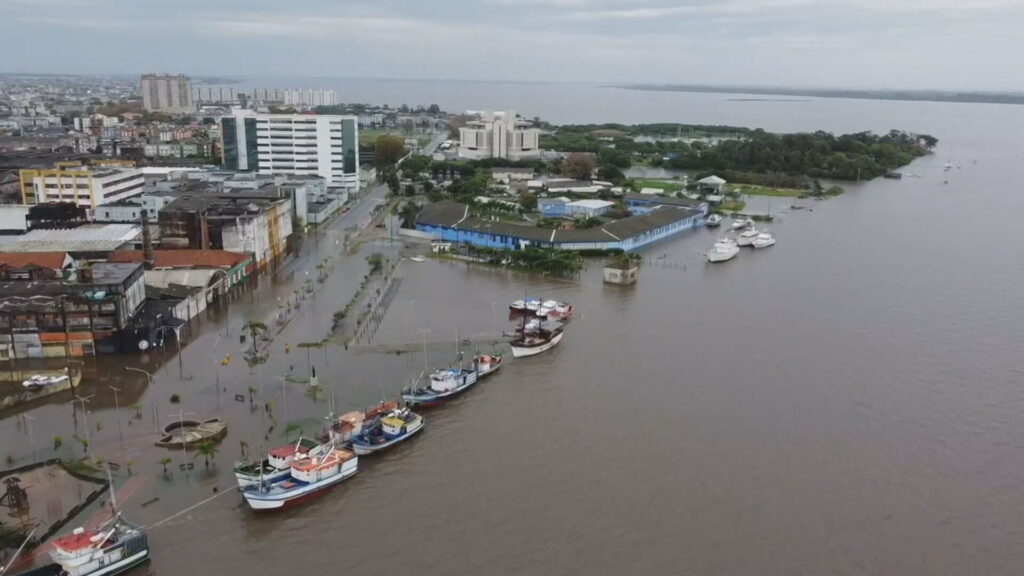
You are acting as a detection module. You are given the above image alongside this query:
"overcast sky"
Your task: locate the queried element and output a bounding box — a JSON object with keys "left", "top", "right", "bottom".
{"left": 0, "top": 0, "right": 1020, "bottom": 91}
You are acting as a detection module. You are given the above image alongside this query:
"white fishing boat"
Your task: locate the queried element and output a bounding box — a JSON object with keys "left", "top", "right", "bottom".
{"left": 730, "top": 218, "right": 747, "bottom": 230}
{"left": 234, "top": 437, "right": 329, "bottom": 490}
{"left": 242, "top": 448, "right": 359, "bottom": 510}
{"left": 706, "top": 238, "right": 740, "bottom": 262}
{"left": 409, "top": 256, "right": 426, "bottom": 263}
{"left": 511, "top": 321, "right": 564, "bottom": 358}
{"left": 21, "top": 373, "right": 70, "bottom": 389}
{"left": 705, "top": 214, "right": 722, "bottom": 227}
{"left": 736, "top": 227, "right": 759, "bottom": 247}
{"left": 751, "top": 231, "right": 776, "bottom": 248}
{"left": 15, "top": 467, "right": 150, "bottom": 576}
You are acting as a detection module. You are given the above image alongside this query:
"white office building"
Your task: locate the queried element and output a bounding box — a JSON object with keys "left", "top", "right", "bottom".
{"left": 141, "top": 74, "right": 195, "bottom": 114}
{"left": 458, "top": 110, "right": 541, "bottom": 161}
{"left": 282, "top": 89, "right": 338, "bottom": 108}
{"left": 220, "top": 111, "right": 360, "bottom": 191}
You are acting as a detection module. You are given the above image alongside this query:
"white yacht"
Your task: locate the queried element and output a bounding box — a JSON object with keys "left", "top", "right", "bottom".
{"left": 752, "top": 231, "right": 776, "bottom": 248}
{"left": 736, "top": 227, "right": 759, "bottom": 247}
{"left": 706, "top": 238, "right": 740, "bottom": 262}
{"left": 705, "top": 214, "right": 722, "bottom": 227}
{"left": 730, "top": 218, "right": 746, "bottom": 230}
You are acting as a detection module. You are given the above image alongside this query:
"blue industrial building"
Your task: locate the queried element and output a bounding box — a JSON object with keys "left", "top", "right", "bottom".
{"left": 416, "top": 198, "right": 706, "bottom": 252}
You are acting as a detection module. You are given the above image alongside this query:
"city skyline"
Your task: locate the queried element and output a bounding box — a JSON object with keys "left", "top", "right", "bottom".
{"left": 0, "top": 0, "right": 1020, "bottom": 92}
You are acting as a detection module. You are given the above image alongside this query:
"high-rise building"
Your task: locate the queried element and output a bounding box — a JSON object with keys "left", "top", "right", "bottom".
{"left": 220, "top": 111, "right": 360, "bottom": 190}
{"left": 140, "top": 74, "right": 195, "bottom": 113}
{"left": 458, "top": 110, "right": 541, "bottom": 161}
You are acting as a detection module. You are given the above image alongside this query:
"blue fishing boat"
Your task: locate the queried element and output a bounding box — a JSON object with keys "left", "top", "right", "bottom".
{"left": 349, "top": 406, "right": 426, "bottom": 455}
{"left": 401, "top": 354, "right": 503, "bottom": 407}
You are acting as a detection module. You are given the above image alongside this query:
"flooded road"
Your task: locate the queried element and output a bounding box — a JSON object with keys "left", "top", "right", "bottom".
{"left": 4, "top": 91, "right": 1024, "bottom": 575}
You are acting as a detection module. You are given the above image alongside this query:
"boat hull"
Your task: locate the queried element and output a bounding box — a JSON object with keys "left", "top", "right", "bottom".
{"left": 243, "top": 463, "right": 359, "bottom": 511}
{"left": 753, "top": 238, "right": 776, "bottom": 248}
{"left": 706, "top": 249, "right": 739, "bottom": 262}
{"left": 403, "top": 371, "right": 479, "bottom": 406}
{"left": 511, "top": 331, "right": 564, "bottom": 358}
{"left": 350, "top": 418, "right": 425, "bottom": 455}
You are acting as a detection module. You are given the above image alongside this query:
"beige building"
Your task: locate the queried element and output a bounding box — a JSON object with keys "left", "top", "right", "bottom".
{"left": 141, "top": 73, "right": 195, "bottom": 113}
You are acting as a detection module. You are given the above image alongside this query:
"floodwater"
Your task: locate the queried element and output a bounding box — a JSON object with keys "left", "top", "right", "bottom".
{"left": 4, "top": 83, "right": 1024, "bottom": 575}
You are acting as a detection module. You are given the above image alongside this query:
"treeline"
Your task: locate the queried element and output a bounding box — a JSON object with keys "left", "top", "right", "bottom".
{"left": 541, "top": 124, "right": 937, "bottom": 181}
{"left": 665, "top": 129, "right": 935, "bottom": 180}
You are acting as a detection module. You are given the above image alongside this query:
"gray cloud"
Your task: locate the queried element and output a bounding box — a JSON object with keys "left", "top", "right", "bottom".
{"left": 0, "top": 0, "right": 1020, "bottom": 91}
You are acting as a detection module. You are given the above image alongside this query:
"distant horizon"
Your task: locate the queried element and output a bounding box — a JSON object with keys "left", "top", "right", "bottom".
{"left": 2, "top": 72, "right": 1023, "bottom": 98}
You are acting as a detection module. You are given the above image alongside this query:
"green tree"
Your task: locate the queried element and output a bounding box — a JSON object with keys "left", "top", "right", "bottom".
{"left": 564, "top": 153, "right": 596, "bottom": 180}
{"left": 195, "top": 442, "right": 220, "bottom": 469}
{"left": 374, "top": 135, "right": 407, "bottom": 168}
{"left": 597, "top": 165, "right": 625, "bottom": 182}
{"left": 404, "top": 183, "right": 416, "bottom": 196}
{"left": 158, "top": 457, "right": 173, "bottom": 475}
{"left": 52, "top": 435, "right": 63, "bottom": 452}
{"left": 519, "top": 192, "right": 538, "bottom": 212}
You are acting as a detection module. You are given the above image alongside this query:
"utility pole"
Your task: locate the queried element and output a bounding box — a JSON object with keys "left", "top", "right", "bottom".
{"left": 71, "top": 394, "right": 94, "bottom": 443}
{"left": 109, "top": 386, "right": 123, "bottom": 445}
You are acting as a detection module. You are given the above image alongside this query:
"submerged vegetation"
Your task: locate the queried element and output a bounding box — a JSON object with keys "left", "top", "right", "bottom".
{"left": 466, "top": 246, "right": 584, "bottom": 277}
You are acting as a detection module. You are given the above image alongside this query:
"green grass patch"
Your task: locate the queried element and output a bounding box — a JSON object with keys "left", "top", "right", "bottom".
{"left": 730, "top": 184, "right": 803, "bottom": 197}
{"left": 632, "top": 178, "right": 684, "bottom": 192}
{"left": 713, "top": 200, "right": 746, "bottom": 213}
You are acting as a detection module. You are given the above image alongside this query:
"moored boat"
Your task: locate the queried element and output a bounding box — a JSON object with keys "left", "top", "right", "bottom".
{"left": 751, "top": 231, "right": 776, "bottom": 248}
{"left": 402, "top": 365, "right": 480, "bottom": 406}
{"left": 706, "top": 214, "right": 722, "bottom": 227}
{"left": 350, "top": 407, "right": 426, "bottom": 455}
{"left": 21, "top": 374, "right": 70, "bottom": 390}
{"left": 13, "top": 467, "right": 150, "bottom": 576}
{"left": 242, "top": 448, "right": 359, "bottom": 510}
{"left": 736, "top": 227, "right": 759, "bottom": 247}
{"left": 234, "top": 437, "right": 328, "bottom": 490}
{"left": 510, "top": 321, "right": 564, "bottom": 358}
{"left": 706, "top": 238, "right": 740, "bottom": 262}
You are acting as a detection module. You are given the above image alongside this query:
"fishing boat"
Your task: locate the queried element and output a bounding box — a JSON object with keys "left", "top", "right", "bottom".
{"left": 730, "top": 218, "right": 747, "bottom": 230}
{"left": 242, "top": 447, "right": 359, "bottom": 510}
{"left": 751, "top": 231, "right": 776, "bottom": 249}
{"left": 736, "top": 227, "right": 759, "bottom": 247}
{"left": 349, "top": 407, "right": 425, "bottom": 455}
{"left": 155, "top": 418, "right": 226, "bottom": 448}
{"left": 21, "top": 374, "right": 70, "bottom": 390}
{"left": 510, "top": 321, "right": 564, "bottom": 358}
{"left": 706, "top": 238, "right": 740, "bottom": 262}
{"left": 535, "top": 300, "right": 574, "bottom": 320}
{"left": 402, "top": 365, "right": 480, "bottom": 406}
{"left": 509, "top": 299, "right": 528, "bottom": 312}
{"left": 705, "top": 214, "right": 722, "bottom": 227}
{"left": 10, "top": 468, "right": 150, "bottom": 576}
{"left": 233, "top": 437, "right": 328, "bottom": 490}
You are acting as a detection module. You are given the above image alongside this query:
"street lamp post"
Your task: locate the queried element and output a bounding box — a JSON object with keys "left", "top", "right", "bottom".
{"left": 71, "top": 394, "right": 93, "bottom": 443}
{"left": 24, "top": 414, "right": 35, "bottom": 463}
{"left": 109, "top": 386, "right": 123, "bottom": 445}
{"left": 123, "top": 367, "right": 156, "bottom": 432}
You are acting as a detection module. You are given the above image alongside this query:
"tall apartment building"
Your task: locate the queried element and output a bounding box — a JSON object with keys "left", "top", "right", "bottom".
{"left": 20, "top": 162, "right": 145, "bottom": 211}
{"left": 220, "top": 111, "right": 360, "bottom": 190}
{"left": 282, "top": 89, "right": 338, "bottom": 108}
{"left": 141, "top": 74, "right": 195, "bottom": 113}
{"left": 458, "top": 110, "right": 541, "bottom": 161}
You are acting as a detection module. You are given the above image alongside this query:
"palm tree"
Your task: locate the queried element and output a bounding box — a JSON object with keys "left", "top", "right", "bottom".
{"left": 52, "top": 435, "right": 63, "bottom": 452}
{"left": 195, "top": 442, "right": 220, "bottom": 469}
{"left": 158, "top": 457, "right": 173, "bottom": 475}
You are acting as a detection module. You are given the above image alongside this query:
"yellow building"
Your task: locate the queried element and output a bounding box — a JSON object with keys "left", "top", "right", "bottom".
{"left": 20, "top": 161, "right": 144, "bottom": 211}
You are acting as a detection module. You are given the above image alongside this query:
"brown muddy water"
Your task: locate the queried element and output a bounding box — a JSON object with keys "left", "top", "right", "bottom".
{"left": 3, "top": 93, "right": 1024, "bottom": 575}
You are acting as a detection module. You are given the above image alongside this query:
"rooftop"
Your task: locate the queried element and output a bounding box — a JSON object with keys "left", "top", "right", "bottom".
{"left": 416, "top": 200, "right": 469, "bottom": 228}
{"left": 566, "top": 199, "right": 615, "bottom": 209}
{"left": 107, "top": 249, "right": 249, "bottom": 269}
{"left": 624, "top": 193, "right": 704, "bottom": 208}
{"left": 0, "top": 224, "right": 141, "bottom": 253}
{"left": 0, "top": 262, "right": 142, "bottom": 299}
{"left": 0, "top": 251, "right": 69, "bottom": 270}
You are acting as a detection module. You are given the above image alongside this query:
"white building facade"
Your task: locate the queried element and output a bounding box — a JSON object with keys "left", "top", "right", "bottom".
{"left": 24, "top": 166, "right": 145, "bottom": 211}
{"left": 221, "top": 111, "right": 360, "bottom": 191}
{"left": 459, "top": 110, "right": 540, "bottom": 161}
